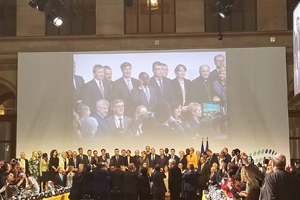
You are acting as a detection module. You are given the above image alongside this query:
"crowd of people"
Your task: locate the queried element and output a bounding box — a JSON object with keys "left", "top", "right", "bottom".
{"left": 73, "top": 55, "right": 227, "bottom": 141}
{"left": 1, "top": 146, "right": 300, "bottom": 200}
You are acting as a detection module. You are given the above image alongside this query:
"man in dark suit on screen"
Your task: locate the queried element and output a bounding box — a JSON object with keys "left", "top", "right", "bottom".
{"left": 113, "top": 62, "right": 139, "bottom": 117}
{"left": 131, "top": 72, "right": 157, "bottom": 112}
{"left": 105, "top": 99, "right": 132, "bottom": 135}
{"left": 149, "top": 61, "right": 173, "bottom": 103}
{"left": 81, "top": 64, "right": 111, "bottom": 113}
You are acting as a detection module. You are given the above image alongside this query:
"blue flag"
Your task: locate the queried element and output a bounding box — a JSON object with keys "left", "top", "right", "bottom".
{"left": 205, "top": 137, "right": 209, "bottom": 151}
{"left": 201, "top": 138, "right": 204, "bottom": 155}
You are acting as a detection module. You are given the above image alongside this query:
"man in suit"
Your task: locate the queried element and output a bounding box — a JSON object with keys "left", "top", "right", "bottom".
{"left": 151, "top": 164, "right": 166, "bottom": 200}
{"left": 105, "top": 99, "right": 132, "bottom": 135}
{"left": 110, "top": 149, "right": 124, "bottom": 168}
{"left": 99, "top": 149, "right": 107, "bottom": 163}
{"left": 147, "top": 148, "right": 159, "bottom": 168}
{"left": 161, "top": 63, "right": 169, "bottom": 78}
{"left": 69, "top": 151, "right": 79, "bottom": 170}
{"left": 179, "top": 151, "right": 187, "bottom": 170}
{"left": 197, "top": 156, "right": 209, "bottom": 200}
{"left": 87, "top": 149, "right": 93, "bottom": 165}
{"left": 168, "top": 158, "right": 182, "bottom": 200}
{"left": 76, "top": 147, "right": 88, "bottom": 167}
{"left": 205, "top": 149, "right": 219, "bottom": 168}
{"left": 169, "top": 148, "right": 179, "bottom": 165}
{"left": 157, "top": 148, "right": 168, "bottom": 169}
{"left": 19, "top": 152, "right": 29, "bottom": 176}
{"left": 210, "top": 54, "right": 226, "bottom": 82}
{"left": 145, "top": 146, "right": 151, "bottom": 155}
{"left": 131, "top": 72, "right": 157, "bottom": 112}
{"left": 73, "top": 61, "right": 85, "bottom": 108}
{"left": 103, "top": 66, "right": 113, "bottom": 94}
{"left": 91, "top": 99, "right": 110, "bottom": 140}
{"left": 132, "top": 150, "right": 141, "bottom": 172}
{"left": 222, "top": 147, "right": 232, "bottom": 164}
{"left": 92, "top": 162, "right": 111, "bottom": 200}
{"left": 113, "top": 62, "right": 139, "bottom": 117}
{"left": 110, "top": 165, "right": 124, "bottom": 200}
{"left": 124, "top": 150, "right": 133, "bottom": 167}
{"left": 81, "top": 64, "right": 111, "bottom": 113}
{"left": 182, "top": 164, "right": 201, "bottom": 200}
{"left": 92, "top": 150, "right": 100, "bottom": 165}
{"left": 191, "top": 65, "right": 215, "bottom": 104}
{"left": 54, "top": 168, "right": 66, "bottom": 187}
{"left": 149, "top": 61, "right": 173, "bottom": 103}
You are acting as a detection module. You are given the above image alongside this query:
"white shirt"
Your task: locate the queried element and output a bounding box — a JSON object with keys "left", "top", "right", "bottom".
{"left": 114, "top": 115, "right": 124, "bottom": 128}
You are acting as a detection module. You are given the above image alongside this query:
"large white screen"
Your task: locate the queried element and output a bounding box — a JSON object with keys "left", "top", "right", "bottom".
{"left": 17, "top": 48, "right": 289, "bottom": 163}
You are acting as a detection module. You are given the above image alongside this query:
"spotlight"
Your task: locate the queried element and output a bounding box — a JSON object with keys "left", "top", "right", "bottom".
{"left": 219, "top": 7, "right": 230, "bottom": 18}
{"left": 47, "top": 12, "right": 63, "bottom": 27}
{"left": 28, "top": 0, "right": 38, "bottom": 9}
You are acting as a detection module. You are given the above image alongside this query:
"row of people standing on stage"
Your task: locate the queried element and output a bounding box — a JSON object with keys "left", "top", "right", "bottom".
{"left": 73, "top": 55, "right": 227, "bottom": 118}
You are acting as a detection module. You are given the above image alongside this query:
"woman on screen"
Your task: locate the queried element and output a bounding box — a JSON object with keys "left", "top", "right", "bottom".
{"left": 29, "top": 151, "right": 40, "bottom": 182}
{"left": 171, "top": 64, "right": 191, "bottom": 106}
{"left": 127, "top": 105, "right": 149, "bottom": 137}
{"left": 79, "top": 105, "right": 98, "bottom": 141}
{"left": 169, "top": 101, "right": 186, "bottom": 136}
{"left": 212, "top": 67, "right": 226, "bottom": 103}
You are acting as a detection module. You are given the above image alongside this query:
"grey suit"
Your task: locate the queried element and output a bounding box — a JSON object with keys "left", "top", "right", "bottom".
{"left": 131, "top": 86, "right": 157, "bottom": 111}
{"left": 105, "top": 115, "right": 132, "bottom": 134}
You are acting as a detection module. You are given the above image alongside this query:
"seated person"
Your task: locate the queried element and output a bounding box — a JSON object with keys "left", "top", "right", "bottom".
{"left": 54, "top": 168, "right": 66, "bottom": 187}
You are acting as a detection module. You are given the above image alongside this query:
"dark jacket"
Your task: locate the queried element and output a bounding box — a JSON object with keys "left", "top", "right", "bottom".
{"left": 151, "top": 170, "right": 166, "bottom": 194}
{"left": 169, "top": 166, "right": 182, "bottom": 191}
{"left": 122, "top": 171, "right": 138, "bottom": 194}
{"left": 182, "top": 170, "right": 200, "bottom": 192}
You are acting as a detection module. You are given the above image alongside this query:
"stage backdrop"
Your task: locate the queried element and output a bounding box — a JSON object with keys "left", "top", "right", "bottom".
{"left": 17, "top": 48, "right": 289, "bottom": 163}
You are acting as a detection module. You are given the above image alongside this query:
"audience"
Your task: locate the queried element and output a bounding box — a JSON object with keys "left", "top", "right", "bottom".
{"left": 1, "top": 146, "right": 299, "bottom": 200}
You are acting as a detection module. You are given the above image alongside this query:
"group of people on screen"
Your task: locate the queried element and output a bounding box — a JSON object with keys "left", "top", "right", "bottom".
{"left": 73, "top": 54, "right": 227, "bottom": 141}
{"left": 1, "top": 147, "right": 299, "bottom": 200}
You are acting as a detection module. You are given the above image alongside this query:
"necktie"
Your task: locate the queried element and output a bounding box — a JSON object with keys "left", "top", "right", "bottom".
{"left": 119, "top": 118, "right": 123, "bottom": 128}
{"left": 60, "top": 174, "right": 63, "bottom": 181}
{"left": 73, "top": 76, "right": 77, "bottom": 90}
{"left": 74, "top": 158, "right": 76, "bottom": 167}
{"left": 116, "top": 156, "right": 119, "bottom": 162}
{"left": 99, "top": 80, "right": 105, "bottom": 98}
{"left": 126, "top": 79, "right": 132, "bottom": 92}
{"left": 89, "top": 157, "right": 91, "bottom": 164}
{"left": 152, "top": 155, "right": 154, "bottom": 161}
{"left": 144, "top": 86, "right": 150, "bottom": 103}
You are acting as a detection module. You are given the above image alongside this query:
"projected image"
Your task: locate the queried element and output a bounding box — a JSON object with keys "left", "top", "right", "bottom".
{"left": 294, "top": 3, "right": 300, "bottom": 94}
{"left": 73, "top": 51, "right": 227, "bottom": 142}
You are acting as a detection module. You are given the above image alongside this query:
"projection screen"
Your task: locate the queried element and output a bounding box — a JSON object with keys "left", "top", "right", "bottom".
{"left": 17, "top": 47, "right": 289, "bottom": 163}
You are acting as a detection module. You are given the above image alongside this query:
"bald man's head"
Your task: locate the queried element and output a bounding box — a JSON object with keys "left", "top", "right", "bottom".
{"left": 272, "top": 154, "right": 286, "bottom": 170}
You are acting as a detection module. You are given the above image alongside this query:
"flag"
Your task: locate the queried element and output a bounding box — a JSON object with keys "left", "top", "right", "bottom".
{"left": 201, "top": 138, "right": 204, "bottom": 155}
{"left": 205, "top": 137, "right": 209, "bottom": 151}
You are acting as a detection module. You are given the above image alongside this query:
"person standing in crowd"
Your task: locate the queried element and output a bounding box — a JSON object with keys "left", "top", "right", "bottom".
{"left": 110, "top": 148, "right": 124, "bottom": 168}
{"left": 132, "top": 150, "right": 141, "bottom": 173}
{"left": 59, "top": 151, "right": 69, "bottom": 174}
{"left": 39, "top": 153, "right": 49, "bottom": 191}
{"left": 151, "top": 164, "right": 167, "bottom": 200}
{"left": 99, "top": 149, "right": 107, "bottom": 163}
{"left": 137, "top": 168, "right": 151, "bottom": 200}
{"left": 197, "top": 156, "right": 209, "bottom": 199}
{"left": 205, "top": 149, "right": 219, "bottom": 168}
{"left": 186, "top": 148, "right": 198, "bottom": 169}
{"left": 179, "top": 151, "right": 187, "bottom": 170}
{"left": 210, "top": 54, "right": 226, "bottom": 82}
{"left": 145, "top": 146, "right": 151, "bottom": 155}
{"left": 69, "top": 151, "right": 79, "bottom": 170}
{"left": 148, "top": 148, "right": 159, "bottom": 168}
{"left": 82, "top": 164, "right": 93, "bottom": 198}
{"left": 131, "top": 72, "right": 157, "bottom": 112}
{"left": 79, "top": 105, "right": 98, "bottom": 140}
{"left": 92, "top": 162, "right": 111, "bottom": 200}
{"left": 169, "top": 149, "right": 179, "bottom": 165}
{"left": 68, "top": 150, "right": 73, "bottom": 159}
{"left": 69, "top": 171, "right": 83, "bottom": 200}
{"left": 182, "top": 164, "right": 200, "bottom": 200}
{"left": 123, "top": 163, "right": 139, "bottom": 200}
{"left": 92, "top": 150, "right": 100, "bottom": 165}
{"left": 221, "top": 147, "right": 232, "bottom": 164}
{"left": 81, "top": 64, "right": 111, "bottom": 113}
{"left": 191, "top": 64, "right": 214, "bottom": 104}
{"left": 172, "top": 64, "right": 191, "bottom": 106}
{"left": 29, "top": 151, "right": 40, "bottom": 182}
{"left": 212, "top": 67, "right": 226, "bottom": 103}
{"left": 19, "top": 152, "right": 29, "bottom": 176}
{"left": 149, "top": 61, "right": 173, "bottom": 102}
{"left": 158, "top": 149, "right": 168, "bottom": 169}
{"left": 77, "top": 147, "right": 89, "bottom": 167}
{"left": 110, "top": 165, "right": 124, "bottom": 200}
{"left": 106, "top": 99, "right": 133, "bottom": 135}
{"left": 66, "top": 166, "right": 75, "bottom": 188}
{"left": 49, "top": 149, "right": 59, "bottom": 182}
{"left": 91, "top": 99, "right": 110, "bottom": 140}
{"left": 163, "top": 165, "right": 170, "bottom": 197}
{"left": 139, "top": 151, "right": 149, "bottom": 173}
{"left": 113, "top": 62, "right": 139, "bottom": 117}
{"left": 168, "top": 158, "right": 182, "bottom": 200}
{"left": 87, "top": 150, "right": 93, "bottom": 165}
{"left": 125, "top": 150, "right": 133, "bottom": 167}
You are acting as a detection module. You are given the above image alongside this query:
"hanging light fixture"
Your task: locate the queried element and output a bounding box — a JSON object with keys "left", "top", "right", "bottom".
{"left": 147, "top": 0, "right": 158, "bottom": 11}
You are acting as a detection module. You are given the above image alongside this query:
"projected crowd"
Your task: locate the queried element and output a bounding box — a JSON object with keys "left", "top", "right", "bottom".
{"left": 73, "top": 54, "right": 227, "bottom": 141}
{"left": 1, "top": 147, "right": 299, "bottom": 200}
